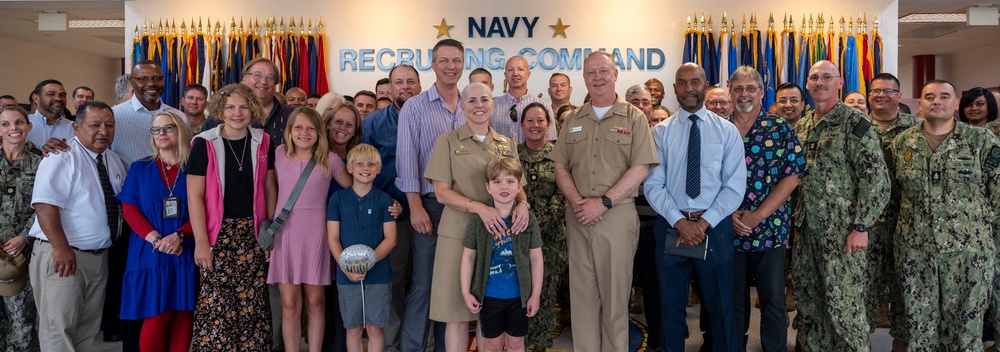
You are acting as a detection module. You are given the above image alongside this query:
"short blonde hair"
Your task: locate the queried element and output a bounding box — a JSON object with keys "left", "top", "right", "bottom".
{"left": 208, "top": 84, "right": 266, "bottom": 125}
{"left": 346, "top": 143, "right": 382, "bottom": 169}
{"left": 149, "top": 111, "right": 192, "bottom": 165}
{"left": 485, "top": 157, "right": 522, "bottom": 182}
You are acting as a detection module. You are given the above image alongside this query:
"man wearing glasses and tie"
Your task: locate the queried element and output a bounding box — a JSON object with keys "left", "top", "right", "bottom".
{"left": 791, "top": 60, "right": 890, "bottom": 351}
{"left": 490, "top": 56, "right": 557, "bottom": 143}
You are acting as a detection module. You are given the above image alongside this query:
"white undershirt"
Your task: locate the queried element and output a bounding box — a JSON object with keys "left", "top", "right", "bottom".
{"left": 593, "top": 105, "right": 613, "bottom": 119}
{"left": 475, "top": 134, "right": 487, "bottom": 142}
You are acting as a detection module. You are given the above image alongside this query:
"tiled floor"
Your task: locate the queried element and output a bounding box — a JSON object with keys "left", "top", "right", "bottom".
{"left": 93, "top": 288, "right": 901, "bottom": 351}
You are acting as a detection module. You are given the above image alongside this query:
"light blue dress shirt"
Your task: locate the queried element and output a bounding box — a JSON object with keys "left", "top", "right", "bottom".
{"left": 643, "top": 106, "right": 747, "bottom": 227}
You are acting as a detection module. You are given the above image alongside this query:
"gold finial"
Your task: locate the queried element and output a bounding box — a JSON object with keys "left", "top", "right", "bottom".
{"left": 214, "top": 20, "right": 221, "bottom": 35}
{"left": 308, "top": 18, "right": 313, "bottom": 34}
{"left": 230, "top": 17, "right": 235, "bottom": 34}
{"left": 299, "top": 17, "right": 304, "bottom": 35}
{"left": 722, "top": 13, "right": 728, "bottom": 31}
{"left": 848, "top": 14, "right": 853, "bottom": 34}
{"left": 742, "top": 14, "right": 747, "bottom": 33}
{"left": 863, "top": 13, "right": 868, "bottom": 32}
{"left": 134, "top": 25, "right": 139, "bottom": 37}
{"left": 874, "top": 14, "right": 879, "bottom": 31}
{"left": 686, "top": 15, "right": 691, "bottom": 30}
{"left": 707, "top": 15, "right": 713, "bottom": 31}
{"left": 699, "top": 13, "right": 705, "bottom": 31}
{"left": 817, "top": 14, "right": 824, "bottom": 31}
{"left": 801, "top": 15, "right": 806, "bottom": 33}
{"left": 318, "top": 19, "right": 324, "bottom": 32}
{"left": 808, "top": 14, "right": 813, "bottom": 33}
{"left": 750, "top": 13, "right": 756, "bottom": 31}
{"left": 180, "top": 20, "right": 186, "bottom": 35}
{"left": 769, "top": 13, "right": 774, "bottom": 30}
{"left": 289, "top": 16, "right": 296, "bottom": 34}
{"left": 142, "top": 20, "right": 147, "bottom": 35}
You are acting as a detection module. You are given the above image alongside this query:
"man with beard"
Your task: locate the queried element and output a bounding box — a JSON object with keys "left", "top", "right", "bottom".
{"left": 362, "top": 63, "right": 421, "bottom": 352}
{"left": 792, "top": 60, "right": 890, "bottom": 351}
{"left": 865, "top": 73, "right": 921, "bottom": 352}
{"left": 704, "top": 87, "right": 734, "bottom": 119}
{"left": 646, "top": 78, "right": 666, "bottom": 108}
{"left": 491, "top": 56, "right": 556, "bottom": 143}
{"left": 26, "top": 79, "right": 74, "bottom": 147}
{"left": 644, "top": 63, "right": 745, "bottom": 352}
{"left": 182, "top": 84, "right": 209, "bottom": 134}
{"left": 105, "top": 60, "right": 188, "bottom": 165}
{"left": 774, "top": 83, "right": 806, "bottom": 127}
{"left": 725, "top": 66, "right": 805, "bottom": 351}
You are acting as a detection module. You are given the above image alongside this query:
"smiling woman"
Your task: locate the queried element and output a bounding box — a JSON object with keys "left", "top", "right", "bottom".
{"left": 959, "top": 87, "right": 998, "bottom": 127}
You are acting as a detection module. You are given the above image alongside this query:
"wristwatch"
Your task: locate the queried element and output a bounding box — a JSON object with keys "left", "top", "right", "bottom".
{"left": 852, "top": 224, "right": 868, "bottom": 233}
{"left": 601, "top": 195, "right": 613, "bottom": 209}
{"left": 176, "top": 230, "right": 186, "bottom": 241}
{"left": 518, "top": 200, "right": 531, "bottom": 210}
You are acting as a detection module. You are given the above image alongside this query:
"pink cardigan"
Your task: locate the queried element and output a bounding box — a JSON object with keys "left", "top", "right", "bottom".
{"left": 194, "top": 125, "right": 270, "bottom": 246}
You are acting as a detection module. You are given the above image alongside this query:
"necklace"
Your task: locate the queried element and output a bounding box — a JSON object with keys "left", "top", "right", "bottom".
{"left": 223, "top": 132, "right": 249, "bottom": 171}
{"left": 158, "top": 158, "right": 182, "bottom": 196}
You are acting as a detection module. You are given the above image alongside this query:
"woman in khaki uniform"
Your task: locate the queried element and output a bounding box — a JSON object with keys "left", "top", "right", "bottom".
{"left": 425, "top": 82, "right": 530, "bottom": 352}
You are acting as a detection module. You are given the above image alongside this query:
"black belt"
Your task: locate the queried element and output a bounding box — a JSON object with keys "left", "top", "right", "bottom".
{"left": 37, "top": 239, "right": 108, "bottom": 255}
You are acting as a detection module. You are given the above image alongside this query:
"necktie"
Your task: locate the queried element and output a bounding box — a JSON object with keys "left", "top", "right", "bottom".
{"left": 686, "top": 115, "right": 701, "bottom": 199}
{"left": 96, "top": 154, "right": 120, "bottom": 239}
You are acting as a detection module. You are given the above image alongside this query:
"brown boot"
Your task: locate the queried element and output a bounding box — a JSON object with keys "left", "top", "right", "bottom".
{"left": 875, "top": 300, "right": 891, "bottom": 328}
{"left": 891, "top": 339, "right": 908, "bottom": 352}
{"left": 985, "top": 345, "right": 998, "bottom": 352}
{"left": 786, "top": 286, "right": 796, "bottom": 312}
{"left": 631, "top": 287, "right": 645, "bottom": 314}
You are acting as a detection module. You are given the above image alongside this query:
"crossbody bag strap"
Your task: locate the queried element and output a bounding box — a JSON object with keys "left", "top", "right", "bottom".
{"left": 271, "top": 159, "right": 317, "bottom": 227}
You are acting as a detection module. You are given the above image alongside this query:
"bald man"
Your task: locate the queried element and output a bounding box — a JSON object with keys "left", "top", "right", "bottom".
{"left": 792, "top": 60, "right": 890, "bottom": 351}
{"left": 491, "top": 56, "right": 557, "bottom": 143}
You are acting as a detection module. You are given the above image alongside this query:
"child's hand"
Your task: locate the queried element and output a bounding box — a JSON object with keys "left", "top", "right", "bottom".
{"left": 463, "top": 293, "right": 482, "bottom": 314}
{"left": 526, "top": 295, "right": 540, "bottom": 317}
{"left": 264, "top": 250, "right": 271, "bottom": 262}
{"left": 389, "top": 200, "right": 403, "bottom": 218}
{"left": 346, "top": 271, "right": 367, "bottom": 282}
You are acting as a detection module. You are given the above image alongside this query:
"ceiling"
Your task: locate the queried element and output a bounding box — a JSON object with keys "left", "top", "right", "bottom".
{"left": 0, "top": 0, "right": 997, "bottom": 61}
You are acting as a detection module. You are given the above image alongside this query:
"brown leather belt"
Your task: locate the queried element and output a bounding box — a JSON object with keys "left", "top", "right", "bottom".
{"left": 37, "top": 239, "right": 108, "bottom": 255}
{"left": 681, "top": 210, "right": 706, "bottom": 221}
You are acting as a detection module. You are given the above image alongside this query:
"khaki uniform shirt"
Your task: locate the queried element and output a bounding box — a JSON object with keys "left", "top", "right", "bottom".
{"left": 888, "top": 122, "right": 1000, "bottom": 253}
{"left": 550, "top": 98, "right": 658, "bottom": 201}
{"left": 425, "top": 124, "right": 521, "bottom": 239}
{"left": 794, "top": 102, "right": 890, "bottom": 232}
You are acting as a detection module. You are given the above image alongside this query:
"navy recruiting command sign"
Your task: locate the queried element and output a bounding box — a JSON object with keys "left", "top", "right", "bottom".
{"left": 338, "top": 16, "right": 666, "bottom": 72}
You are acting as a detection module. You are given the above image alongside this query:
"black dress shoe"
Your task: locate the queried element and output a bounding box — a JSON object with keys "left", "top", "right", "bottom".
{"left": 103, "top": 333, "right": 122, "bottom": 342}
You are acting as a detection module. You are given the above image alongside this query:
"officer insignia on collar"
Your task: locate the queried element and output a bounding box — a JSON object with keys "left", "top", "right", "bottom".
{"left": 985, "top": 146, "right": 1000, "bottom": 169}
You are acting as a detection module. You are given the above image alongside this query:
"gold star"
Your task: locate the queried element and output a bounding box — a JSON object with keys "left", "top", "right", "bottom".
{"left": 549, "top": 18, "right": 570, "bottom": 38}
{"left": 433, "top": 18, "right": 454, "bottom": 38}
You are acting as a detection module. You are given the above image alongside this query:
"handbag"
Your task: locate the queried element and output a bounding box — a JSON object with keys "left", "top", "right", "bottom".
{"left": 258, "top": 159, "right": 316, "bottom": 250}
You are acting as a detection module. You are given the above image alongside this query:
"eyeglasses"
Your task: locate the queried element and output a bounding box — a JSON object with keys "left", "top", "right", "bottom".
{"left": 870, "top": 88, "right": 899, "bottom": 96}
{"left": 730, "top": 85, "right": 760, "bottom": 94}
{"left": 807, "top": 74, "right": 840, "bottom": 83}
{"left": 509, "top": 105, "right": 518, "bottom": 123}
{"left": 149, "top": 124, "right": 177, "bottom": 135}
{"left": 776, "top": 98, "right": 802, "bottom": 104}
{"left": 132, "top": 76, "right": 164, "bottom": 83}
{"left": 244, "top": 71, "right": 277, "bottom": 83}
{"left": 706, "top": 100, "right": 731, "bottom": 107}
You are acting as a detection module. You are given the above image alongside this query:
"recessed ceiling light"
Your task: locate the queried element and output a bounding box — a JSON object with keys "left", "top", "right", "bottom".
{"left": 899, "top": 14, "right": 968, "bottom": 23}
{"left": 68, "top": 19, "right": 125, "bottom": 28}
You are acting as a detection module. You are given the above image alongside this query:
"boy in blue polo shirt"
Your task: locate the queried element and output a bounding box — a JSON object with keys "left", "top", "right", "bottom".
{"left": 460, "top": 157, "right": 543, "bottom": 352}
{"left": 327, "top": 144, "right": 397, "bottom": 352}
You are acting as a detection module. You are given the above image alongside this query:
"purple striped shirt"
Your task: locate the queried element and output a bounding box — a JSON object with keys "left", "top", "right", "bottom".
{"left": 490, "top": 92, "right": 558, "bottom": 144}
{"left": 395, "top": 83, "right": 467, "bottom": 194}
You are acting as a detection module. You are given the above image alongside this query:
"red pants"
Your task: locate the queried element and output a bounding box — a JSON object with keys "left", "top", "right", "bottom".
{"left": 139, "top": 310, "right": 193, "bottom": 352}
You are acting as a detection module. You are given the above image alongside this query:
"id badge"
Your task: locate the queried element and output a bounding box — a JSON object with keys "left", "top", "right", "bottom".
{"left": 163, "top": 196, "right": 180, "bottom": 219}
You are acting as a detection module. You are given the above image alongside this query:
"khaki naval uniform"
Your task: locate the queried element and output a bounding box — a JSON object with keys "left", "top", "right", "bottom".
{"left": 424, "top": 124, "right": 520, "bottom": 323}
{"left": 887, "top": 122, "right": 1000, "bottom": 351}
{"left": 550, "top": 98, "right": 657, "bottom": 352}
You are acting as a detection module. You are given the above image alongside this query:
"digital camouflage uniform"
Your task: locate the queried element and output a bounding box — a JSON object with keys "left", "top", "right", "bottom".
{"left": 0, "top": 142, "right": 41, "bottom": 352}
{"left": 518, "top": 142, "right": 567, "bottom": 349}
{"left": 887, "top": 122, "right": 1000, "bottom": 351}
{"left": 985, "top": 119, "right": 1000, "bottom": 342}
{"left": 792, "top": 102, "right": 890, "bottom": 351}
{"left": 867, "top": 112, "right": 921, "bottom": 341}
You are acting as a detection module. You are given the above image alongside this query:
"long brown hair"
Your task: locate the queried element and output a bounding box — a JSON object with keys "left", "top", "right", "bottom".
{"left": 283, "top": 107, "right": 331, "bottom": 174}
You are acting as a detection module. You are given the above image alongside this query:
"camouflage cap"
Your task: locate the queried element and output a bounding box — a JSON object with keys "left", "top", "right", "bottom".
{"left": 0, "top": 251, "right": 27, "bottom": 297}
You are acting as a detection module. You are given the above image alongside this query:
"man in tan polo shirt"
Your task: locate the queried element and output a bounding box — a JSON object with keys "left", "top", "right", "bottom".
{"left": 551, "top": 51, "right": 658, "bottom": 352}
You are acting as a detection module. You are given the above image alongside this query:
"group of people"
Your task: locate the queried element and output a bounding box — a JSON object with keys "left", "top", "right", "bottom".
{"left": 2, "top": 35, "right": 1000, "bottom": 352}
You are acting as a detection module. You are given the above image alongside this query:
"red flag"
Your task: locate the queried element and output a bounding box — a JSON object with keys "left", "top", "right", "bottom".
{"left": 316, "top": 33, "right": 329, "bottom": 95}
{"left": 298, "top": 35, "right": 309, "bottom": 94}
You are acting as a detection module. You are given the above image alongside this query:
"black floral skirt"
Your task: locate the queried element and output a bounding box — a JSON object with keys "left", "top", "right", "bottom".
{"left": 191, "top": 217, "right": 272, "bottom": 351}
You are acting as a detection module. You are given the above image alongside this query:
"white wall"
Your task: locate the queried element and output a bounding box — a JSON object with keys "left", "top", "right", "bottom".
{"left": 0, "top": 36, "right": 120, "bottom": 106}
{"left": 125, "top": 0, "right": 898, "bottom": 112}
